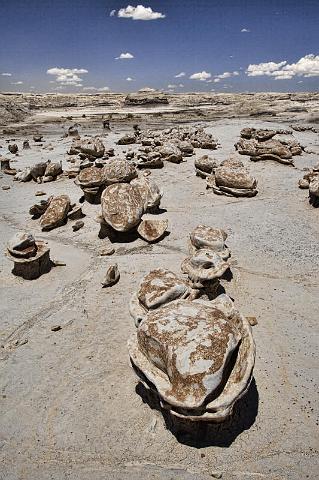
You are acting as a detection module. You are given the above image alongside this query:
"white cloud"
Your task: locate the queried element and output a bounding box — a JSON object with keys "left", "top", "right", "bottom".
{"left": 117, "top": 5, "right": 165, "bottom": 20}
{"left": 11, "top": 81, "right": 23, "bottom": 85}
{"left": 83, "top": 87, "right": 97, "bottom": 91}
{"left": 110, "top": 9, "right": 116, "bottom": 16}
{"left": 168, "top": 84, "right": 177, "bottom": 89}
{"left": 178, "top": 83, "right": 184, "bottom": 87}
{"left": 189, "top": 71, "right": 211, "bottom": 81}
{"left": 246, "top": 55, "right": 319, "bottom": 80}
{"left": 174, "top": 72, "right": 185, "bottom": 78}
{"left": 241, "top": 28, "right": 250, "bottom": 33}
{"left": 98, "top": 87, "right": 110, "bottom": 91}
{"left": 1, "top": 72, "right": 12, "bottom": 76}
{"left": 246, "top": 61, "right": 287, "bottom": 77}
{"left": 115, "top": 52, "right": 134, "bottom": 60}
{"left": 213, "top": 71, "right": 239, "bottom": 82}
{"left": 126, "top": 77, "right": 134, "bottom": 81}
{"left": 47, "top": 67, "right": 88, "bottom": 86}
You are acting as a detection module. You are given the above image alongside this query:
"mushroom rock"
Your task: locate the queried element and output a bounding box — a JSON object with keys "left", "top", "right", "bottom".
{"left": 137, "top": 219, "right": 168, "bottom": 243}
{"left": 207, "top": 160, "right": 258, "bottom": 197}
{"left": 156, "top": 144, "right": 183, "bottom": 164}
{"left": 40, "top": 195, "right": 70, "bottom": 231}
{"left": 128, "top": 296, "right": 255, "bottom": 421}
{"left": 75, "top": 166, "right": 106, "bottom": 203}
{"left": 100, "top": 183, "right": 144, "bottom": 232}
{"left": 189, "top": 225, "right": 230, "bottom": 259}
{"left": 1, "top": 157, "right": 11, "bottom": 170}
{"left": 6, "top": 232, "right": 52, "bottom": 280}
{"left": 195, "top": 155, "right": 218, "bottom": 178}
{"left": 103, "top": 159, "right": 137, "bottom": 184}
{"left": 130, "top": 177, "right": 162, "bottom": 211}
{"left": 129, "top": 268, "right": 191, "bottom": 326}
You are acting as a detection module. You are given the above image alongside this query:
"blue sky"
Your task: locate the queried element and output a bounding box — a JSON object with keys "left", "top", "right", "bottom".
{"left": 0, "top": 0, "right": 318, "bottom": 93}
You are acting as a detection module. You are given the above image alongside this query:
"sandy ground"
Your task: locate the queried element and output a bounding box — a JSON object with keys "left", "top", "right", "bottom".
{"left": 0, "top": 113, "right": 318, "bottom": 480}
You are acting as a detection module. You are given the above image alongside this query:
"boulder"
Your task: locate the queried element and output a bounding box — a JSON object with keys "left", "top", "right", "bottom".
{"left": 103, "top": 159, "right": 137, "bottom": 184}
{"left": 100, "top": 183, "right": 144, "bottom": 232}
{"left": 137, "top": 219, "right": 168, "bottom": 242}
{"left": 128, "top": 296, "right": 255, "bottom": 421}
{"left": 40, "top": 195, "right": 70, "bottom": 231}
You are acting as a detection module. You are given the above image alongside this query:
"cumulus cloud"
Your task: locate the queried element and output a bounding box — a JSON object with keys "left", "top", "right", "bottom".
{"left": 167, "top": 84, "right": 177, "bottom": 89}
{"left": 174, "top": 72, "right": 185, "bottom": 78}
{"left": 246, "top": 55, "right": 319, "bottom": 80}
{"left": 214, "top": 71, "right": 239, "bottom": 81}
{"left": 1, "top": 72, "right": 12, "bottom": 76}
{"left": 189, "top": 71, "right": 211, "bottom": 81}
{"left": 110, "top": 9, "right": 116, "bottom": 16}
{"left": 178, "top": 83, "right": 184, "bottom": 87}
{"left": 241, "top": 28, "right": 250, "bottom": 32}
{"left": 115, "top": 52, "right": 134, "bottom": 60}
{"left": 116, "top": 5, "right": 165, "bottom": 20}
{"left": 47, "top": 67, "right": 88, "bottom": 86}
{"left": 126, "top": 77, "right": 134, "bottom": 81}
{"left": 11, "top": 81, "right": 23, "bottom": 85}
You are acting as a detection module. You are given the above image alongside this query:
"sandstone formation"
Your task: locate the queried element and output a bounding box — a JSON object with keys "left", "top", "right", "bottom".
{"left": 128, "top": 296, "right": 255, "bottom": 422}
{"left": 207, "top": 158, "right": 258, "bottom": 197}
{"left": 39, "top": 195, "right": 70, "bottom": 231}
{"left": 6, "top": 232, "right": 52, "bottom": 280}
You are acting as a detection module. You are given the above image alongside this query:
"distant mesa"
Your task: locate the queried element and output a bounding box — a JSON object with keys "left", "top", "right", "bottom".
{"left": 124, "top": 91, "right": 169, "bottom": 106}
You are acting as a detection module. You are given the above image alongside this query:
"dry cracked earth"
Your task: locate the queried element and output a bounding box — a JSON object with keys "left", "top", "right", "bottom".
{"left": 0, "top": 93, "right": 318, "bottom": 480}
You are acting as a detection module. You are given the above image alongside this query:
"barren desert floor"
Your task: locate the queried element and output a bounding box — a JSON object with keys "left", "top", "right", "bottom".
{"left": 0, "top": 103, "right": 318, "bottom": 480}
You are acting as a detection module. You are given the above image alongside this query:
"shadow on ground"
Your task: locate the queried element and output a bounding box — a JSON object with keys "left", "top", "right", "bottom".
{"left": 136, "top": 378, "right": 259, "bottom": 448}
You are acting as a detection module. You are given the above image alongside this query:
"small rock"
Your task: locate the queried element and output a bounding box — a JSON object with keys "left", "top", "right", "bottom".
{"left": 99, "top": 245, "right": 115, "bottom": 256}
{"left": 52, "top": 259, "right": 66, "bottom": 266}
{"left": 35, "top": 191, "right": 46, "bottom": 196}
{"left": 8, "top": 144, "right": 18, "bottom": 154}
{"left": 247, "top": 316, "right": 258, "bottom": 326}
{"left": 72, "top": 220, "right": 84, "bottom": 232}
{"left": 2, "top": 185, "right": 10, "bottom": 190}
{"left": 211, "top": 473, "right": 222, "bottom": 479}
{"left": 102, "top": 264, "right": 120, "bottom": 287}
{"left": 51, "top": 325, "right": 62, "bottom": 332}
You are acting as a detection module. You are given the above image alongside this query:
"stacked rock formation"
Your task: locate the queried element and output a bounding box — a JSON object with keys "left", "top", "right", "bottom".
{"left": 205, "top": 157, "right": 258, "bottom": 197}
{"left": 128, "top": 225, "right": 256, "bottom": 422}
{"left": 235, "top": 127, "right": 302, "bottom": 165}
{"left": 99, "top": 175, "right": 167, "bottom": 242}
{"left": 6, "top": 232, "right": 52, "bottom": 280}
